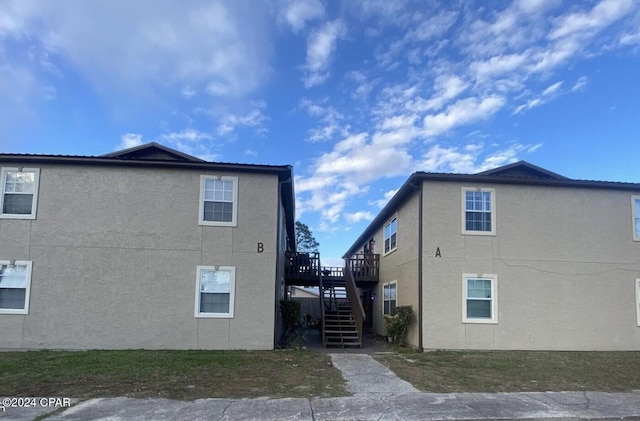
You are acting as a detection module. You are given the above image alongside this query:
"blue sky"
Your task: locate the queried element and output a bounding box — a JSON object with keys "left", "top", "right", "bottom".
{"left": 1, "top": 0, "right": 639, "bottom": 264}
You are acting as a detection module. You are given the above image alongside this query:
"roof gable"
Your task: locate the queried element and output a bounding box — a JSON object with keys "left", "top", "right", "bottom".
{"left": 476, "top": 161, "right": 568, "bottom": 180}
{"left": 101, "top": 142, "right": 205, "bottom": 162}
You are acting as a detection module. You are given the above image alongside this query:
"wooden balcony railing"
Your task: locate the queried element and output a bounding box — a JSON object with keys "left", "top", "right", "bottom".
{"left": 347, "top": 253, "right": 379, "bottom": 283}
{"left": 285, "top": 252, "right": 320, "bottom": 283}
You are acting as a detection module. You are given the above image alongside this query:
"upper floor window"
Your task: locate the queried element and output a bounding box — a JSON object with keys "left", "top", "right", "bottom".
{"left": 195, "top": 266, "right": 235, "bottom": 318}
{"left": 384, "top": 216, "right": 397, "bottom": 254}
{"left": 199, "top": 176, "right": 238, "bottom": 227}
{"left": 463, "top": 274, "right": 498, "bottom": 324}
{"left": 462, "top": 188, "right": 496, "bottom": 235}
{"left": 633, "top": 196, "right": 640, "bottom": 241}
{"left": 0, "top": 260, "right": 32, "bottom": 314}
{"left": 0, "top": 168, "right": 40, "bottom": 219}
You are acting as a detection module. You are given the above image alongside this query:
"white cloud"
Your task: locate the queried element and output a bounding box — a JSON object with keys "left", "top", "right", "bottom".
{"left": 217, "top": 109, "right": 268, "bottom": 136}
{"left": 303, "top": 19, "right": 346, "bottom": 88}
{"left": 423, "top": 96, "right": 505, "bottom": 137}
{"left": 280, "top": 0, "right": 325, "bottom": 32}
{"left": 571, "top": 76, "right": 588, "bottom": 92}
{"left": 418, "top": 142, "right": 542, "bottom": 174}
{"left": 160, "top": 129, "right": 212, "bottom": 143}
{"left": 0, "top": 0, "right": 273, "bottom": 100}
{"left": 300, "top": 98, "right": 345, "bottom": 142}
{"left": 549, "top": 0, "right": 634, "bottom": 40}
{"left": 117, "top": 133, "right": 144, "bottom": 150}
{"left": 344, "top": 211, "right": 374, "bottom": 223}
{"left": 513, "top": 81, "right": 564, "bottom": 114}
{"left": 369, "top": 189, "right": 398, "bottom": 208}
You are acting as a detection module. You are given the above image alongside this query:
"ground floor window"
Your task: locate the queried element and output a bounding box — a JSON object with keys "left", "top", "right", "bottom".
{"left": 463, "top": 274, "right": 497, "bottom": 324}
{"left": 383, "top": 282, "right": 397, "bottom": 316}
{"left": 0, "top": 260, "right": 32, "bottom": 314}
{"left": 195, "top": 266, "right": 235, "bottom": 318}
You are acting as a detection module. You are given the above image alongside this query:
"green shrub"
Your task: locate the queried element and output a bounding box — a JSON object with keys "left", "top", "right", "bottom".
{"left": 280, "top": 300, "right": 301, "bottom": 330}
{"left": 384, "top": 306, "right": 414, "bottom": 345}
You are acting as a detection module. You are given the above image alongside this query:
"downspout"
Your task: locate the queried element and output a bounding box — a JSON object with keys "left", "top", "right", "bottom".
{"left": 410, "top": 179, "right": 424, "bottom": 352}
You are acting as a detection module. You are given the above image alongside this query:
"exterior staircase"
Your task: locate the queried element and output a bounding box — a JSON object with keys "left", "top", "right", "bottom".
{"left": 322, "top": 277, "right": 361, "bottom": 347}
{"left": 284, "top": 251, "right": 379, "bottom": 348}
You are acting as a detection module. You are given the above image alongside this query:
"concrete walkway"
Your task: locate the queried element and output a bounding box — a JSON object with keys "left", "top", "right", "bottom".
{"left": 3, "top": 351, "right": 640, "bottom": 420}
{"left": 328, "top": 353, "right": 419, "bottom": 395}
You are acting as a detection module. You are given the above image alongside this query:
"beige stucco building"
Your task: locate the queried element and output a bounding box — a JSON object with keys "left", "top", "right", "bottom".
{"left": 0, "top": 143, "right": 295, "bottom": 350}
{"left": 345, "top": 162, "right": 640, "bottom": 351}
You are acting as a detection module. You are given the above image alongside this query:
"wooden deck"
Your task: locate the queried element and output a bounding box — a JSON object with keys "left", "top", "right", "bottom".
{"left": 284, "top": 252, "right": 379, "bottom": 286}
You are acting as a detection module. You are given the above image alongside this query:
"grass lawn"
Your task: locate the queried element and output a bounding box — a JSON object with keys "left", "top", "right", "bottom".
{"left": 374, "top": 350, "right": 640, "bottom": 393}
{"left": 0, "top": 349, "right": 349, "bottom": 400}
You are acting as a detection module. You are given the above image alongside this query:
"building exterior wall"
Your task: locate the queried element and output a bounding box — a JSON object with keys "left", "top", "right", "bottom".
{"left": 421, "top": 180, "right": 640, "bottom": 350}
{"left": 366, "top": 192, "right": 420, "bottom": 345}
{"left": 0, "top": 163, "right": 280, "bottom": 350}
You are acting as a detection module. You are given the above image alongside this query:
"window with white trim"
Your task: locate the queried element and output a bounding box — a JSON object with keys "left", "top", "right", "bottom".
{"left": 462, "top": 188, "right": 496, "bottom": 235}
{"left": 463, "top": 274, "right": 497, "bottom": 323}
{"left": 383, "top": 282, "right": 397, "bottom": 316}
{"left": 1, "top": 168, "right": 40, "bottom": 219}
{"left": 195, "top": 266, "right": 235, "bottom": 318}
{"left": 0, "top": 260, "right": 32, "bottom": 314}
{"left": 636, "top": 279, "right": 640, "bottom": 327}
{"left": 199, "top": 176, "right": 238, "bottom": 226}
{"left": 384, "top": 216, "right": 397, "bottom": 254}
{"left": 633, "top": 196, "right": 640, "bottom": 241}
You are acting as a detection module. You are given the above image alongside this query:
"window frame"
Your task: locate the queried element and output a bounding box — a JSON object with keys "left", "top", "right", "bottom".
{"left": 0, "top": 260, "right": 33, "bottom": 315}
{"left": 198, "top": 175, "right": 238, "bottom": 227}
{"left": 383, "top": 215, "right": 398, "bottom": 255}
{"left": 382, "top": 281, "right": 397, "bottom": 316}
{"left": 0, "top": 168, "right": 40, "bottom": 220}
{"left": 462, "top": 273, "right": 498, "bottom": 324}
{"left": 632, "top": 196, "right": 640, "bottom": 242}
{"left": 461, "top": 187, "right": 496, "bottom": 236}
{"left": 636, "top": 279, "right": 640, "bottom": 327}
{"left": 194, "top": 265, "right": 236, "bottom": 318}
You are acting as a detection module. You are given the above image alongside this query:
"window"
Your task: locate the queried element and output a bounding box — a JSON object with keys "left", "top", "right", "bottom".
{"left": 636, "top": 279, "right": 640, "bottom": 327}
{"left": 462, "top": 188, "right": 496, "bottom": 235}
{"left": 383, "top": 282, "right": 397, "bottom": 316}
{"left": 0, "top": 168, "right": 40, "bottom": 219}
{"left": 195, "top": 266, "right": 235, "bottom": 318}
{"left": 0, "top": 261, "right": 32, "bottom": 314}
{"left": 199, "top": 176, "right": 238, "bottom": 226}
{"left": 384, "top": 216, "right": 397, "bottom": 254}
{"left": 633, "top": 196, "right": 640, "bottom": 241}
{"left": 463, "top": 274, "right": 497, "bottom": 323}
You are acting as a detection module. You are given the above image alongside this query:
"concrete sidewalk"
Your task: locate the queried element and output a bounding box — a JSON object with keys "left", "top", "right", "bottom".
{"left": 3, "top": 351, "right": 639, "bottom": 420}
{"left": 4, "top": 392, "right": 639, "bottom": 420}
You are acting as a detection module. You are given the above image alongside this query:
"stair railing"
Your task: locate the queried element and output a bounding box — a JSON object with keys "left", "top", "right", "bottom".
{"left": 344, "top": 256, "right": 365, "bottom": 346}
{"left": 318, "top": 256, "right": 326, "bottom": 346}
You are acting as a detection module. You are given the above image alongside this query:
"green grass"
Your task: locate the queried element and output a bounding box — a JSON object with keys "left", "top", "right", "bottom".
{"left": 0, "top": 349, "right": 349, "bottom": 400}
{"left": 375, "top": 350, "right": 640, "bottom": 393}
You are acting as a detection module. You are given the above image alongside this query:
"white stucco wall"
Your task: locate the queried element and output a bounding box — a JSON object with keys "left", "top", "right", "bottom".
{"left": 422, "top": 181, "right": 640, "bottom": 351}
{"left": 0, "top": 163, "right": 281, "bottom": 350}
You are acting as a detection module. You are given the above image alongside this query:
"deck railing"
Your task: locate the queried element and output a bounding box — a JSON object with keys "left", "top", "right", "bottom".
{"left": 285, "top": 252, "right": 320, "bottom": 282}
{"left": 347, "top": 253, "right": 380, "bottom": 283}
